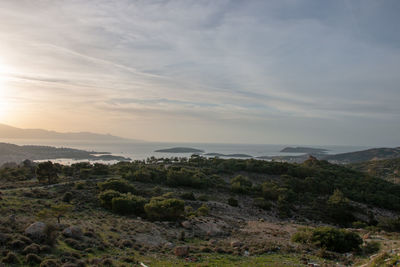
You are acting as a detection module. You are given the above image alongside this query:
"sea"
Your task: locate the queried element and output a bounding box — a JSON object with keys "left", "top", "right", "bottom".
{"left": 0, "top": 138, "right": 368, "bottom": 165}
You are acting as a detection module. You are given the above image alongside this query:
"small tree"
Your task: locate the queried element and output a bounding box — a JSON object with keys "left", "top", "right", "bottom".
{"left": 38, "top": 204, "right": 73, "bottom": 224}
{"left": 36, "top": 161, "right": 59, "bottom": 184}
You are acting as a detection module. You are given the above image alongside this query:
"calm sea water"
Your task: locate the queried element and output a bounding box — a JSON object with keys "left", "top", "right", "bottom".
{"left": 0, "top": 138, "right": 368, "bottom": 164}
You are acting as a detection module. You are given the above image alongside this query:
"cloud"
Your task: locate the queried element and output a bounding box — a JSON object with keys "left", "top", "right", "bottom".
{"left": 0, "top": 0, "right": 399, "bottom": 145}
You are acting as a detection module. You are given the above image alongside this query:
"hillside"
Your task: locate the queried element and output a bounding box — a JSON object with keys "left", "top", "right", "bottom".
{"left": 323, "top": 147, "right": 400, "bottom": 163}
{"left": 1, "top": 157, "right": 400, "bottom": 266}
{"left": 349, "top": 158, "right": 400, "bottom": 184}
{"left": 0, "top": 123, "right": 136, "bottom": 142}
{"left": 0, "top": 143, "right": 130, "bottom": 165}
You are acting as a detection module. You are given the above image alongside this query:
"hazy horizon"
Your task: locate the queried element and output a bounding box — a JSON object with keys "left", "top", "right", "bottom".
{"left": 1, "top": 1, "right": 399, "bottom": 146}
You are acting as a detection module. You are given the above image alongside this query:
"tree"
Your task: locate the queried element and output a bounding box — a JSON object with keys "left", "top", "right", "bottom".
{"left": 36, "top": 161, "right": 59, "bottom": 184}
{"left": 38, "top": 204, "right": 73, "bottom": 224}
{"left": 327, "top": 189, "right": 354, "bottom": 225}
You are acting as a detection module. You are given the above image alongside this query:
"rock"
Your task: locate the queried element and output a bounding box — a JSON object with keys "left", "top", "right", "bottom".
{"left": 181, "top": 221, "right": 192, "bottom": 229}
{"left": 62, "top": 226, "right": 83, "bottom": 240}
{"left": 25, "top": 222, "right": 47, "bottom": 241}
{"left": 163, "top": 242, "right": 174, "bottom": 249}
{"left": 230, "top": 240, "right": 242, "bottom": 248}
{"left": 208, "top": 239, "right": 217, "bottom": 246}
{"left": 174, "top": 246, "right": 189, "bottom": 257}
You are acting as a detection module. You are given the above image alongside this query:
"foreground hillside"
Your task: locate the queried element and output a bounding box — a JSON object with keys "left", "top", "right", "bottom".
{"left": 1, "top": 157, "right": 400, "bottom": 266}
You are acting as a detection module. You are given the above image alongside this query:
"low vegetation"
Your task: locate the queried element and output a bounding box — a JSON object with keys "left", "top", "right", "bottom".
{"left": 1, "top": 156, "right": 400, "bottom": 266}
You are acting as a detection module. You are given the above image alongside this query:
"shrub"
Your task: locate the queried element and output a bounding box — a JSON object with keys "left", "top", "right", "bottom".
{"left": 144, "top": 197, "right": 185, "bottom": 221}
{"left": 74, "top": 182, "right": 85, "bottom": 190}
{"left": 98, "top": 190, "right": 122, "bottom": 209}
{"left": 352, "top": 221, "right": 367, "bottom": 229}
{"left": 253, "top": 197, "right": 272, "bottom": 210}
{"left": 196, "top": 204, "right": 209, "bottom": 216}
{"left": 166, "top": 168, "right": 206, "bottom": 188}
{"left": 363, "top": 241, "right": 381, "bottom": 255}
{"left": 62, "top": 192, "right": 73, "bottom": 203}
{"left": 377, "top": 217, "right": 400, "bottom": 232}
{"left": 26, "top": 253, "right": 42, "bottom": 264}
{"left": 292, "top": 227, "right": 362, "bottom": 253}
{"left": 230, "top": 175, "right": 252, "bottom": 193}
{"left": 40, "top": 259, "right": 59, "bottom": 267}
{"left": 197, "top": 194, "right": 209, "bottom": 201}
{"left": 2, "top": 252, "right": 19, "bottom": 264}
{"left": 228, "top": 197, "right": 238, "bottom": 207}
{"left": 180, "top": 192, "right": 196, "bottom": 201}
{"left": 261, "top": 182, "right": 280, "bottom": 201}
{"left": 111, "top": 194, "right": 147, "bottom": 215}
{"left": 98, "top": 179, "right": 136, "bottom": 194}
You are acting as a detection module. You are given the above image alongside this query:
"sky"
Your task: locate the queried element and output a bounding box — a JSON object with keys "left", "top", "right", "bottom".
{"left": 0, "top": 0, "right": 399, "bottom": 146}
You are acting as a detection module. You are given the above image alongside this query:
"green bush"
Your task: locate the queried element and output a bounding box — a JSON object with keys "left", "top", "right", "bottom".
{"left": 62, "top": 192, "right": 73, "bottom": 203}
{"left": 228, "top": 197, "right": 238, "bottom": 207}
{"left": 292, "top": 227, "right": 362, "bottom": 253}
{"left": 253, "top": 197, "right": 272, "bottom": 210}
{"left": 352, "top": 221, "right": 367, "bottom": 229}
{"left": 180, "top": 192, "right": 196, "bottom": 200}
{"left": 363, "top": 241, "right": 381, "bottom": 255}
{"left": 197, "top": 194, "right": 209, "bottom": 201}
{"left": 377, "top": 217, "right": 400, "bottom": 232}
{"left": 74, "top": 181, "right": 85, "bottom": 190}
{"left": 98, "top": 190, "right": 121, "bottom": 209}
{"left": 98, "top": 179, "right": 136, "bottom": 194}
{"left": 166, "top": 168, "right": 207, "bottom": 188}
{"left": 144, "top": 197, "right": 185, "bottom": 221}
{"left": 230, "top": 175, "right": 252, "bottom": 193}
{"left": 111, "top": 194, "right": 147, "bottom": 215}
{"left": 196, "top": 204, "right": 209, "bottom": 216}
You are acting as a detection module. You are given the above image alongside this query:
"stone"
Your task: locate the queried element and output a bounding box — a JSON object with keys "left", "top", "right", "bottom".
{"left": 230, "top": 240, "right": 242, "bottom": 248}
{"left": 181, "top": 221, "right": 192, "bottom": 229}
{"left": 174, "top": 246, "right": 189, "bottom": 257}
{"left": 25, "top": 222, "right": 47, "bottom": 241}
{"left": 164, "top": 242, "right": 174, "bottom": 249}
{"left": 62, "top": 226, "right": 83, "bottom": 240}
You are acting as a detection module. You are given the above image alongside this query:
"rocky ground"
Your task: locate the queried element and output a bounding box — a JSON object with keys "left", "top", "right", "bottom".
{"left": 0, "top": 175, "right": 400, "bottom": 266}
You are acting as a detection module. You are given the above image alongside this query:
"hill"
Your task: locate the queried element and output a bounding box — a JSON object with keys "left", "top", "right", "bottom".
{"left": 154, "top": 147, "right": 204, "bottom": 153}
{"left": 280, "top": 147, "right": 328, "bottom": 154}
{"left": 0, "top": 123, "right": 137, "bottom": 142}
{"left": 323, "top": 147, "right": 400, "bottom": 163}
{"left": 1, "top": 156, "right": 400, "bottom": 266}
{"left": 0, "top": 142, "right": 130, "bottom": 165}
{"left": 349, "top": 158, "right": 400, "bottom": 184}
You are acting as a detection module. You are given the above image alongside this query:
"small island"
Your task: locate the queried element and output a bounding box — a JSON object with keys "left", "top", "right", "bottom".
{"left": 154, "top": 147, "right": 204, "bottom": 153}
{"left": 204, "top": 153, "right": 252, "bottom": 158}
{"left": 280, "top": 147, "right": 328, "bottom": 154}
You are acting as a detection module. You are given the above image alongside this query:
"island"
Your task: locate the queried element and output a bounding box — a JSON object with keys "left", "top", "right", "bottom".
{"left": 204, "top": 153, "right": 252, "bottom": 158}
{"left": 280, "top": 147, "right": 328, "bottom": 154}
{"left": 154, "top": 147, "right": 204, "bottom": 153}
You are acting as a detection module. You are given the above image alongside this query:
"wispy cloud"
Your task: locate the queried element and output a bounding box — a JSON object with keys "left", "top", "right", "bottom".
{"left": 0, "top": 0, "right": 399, "bottom": 145}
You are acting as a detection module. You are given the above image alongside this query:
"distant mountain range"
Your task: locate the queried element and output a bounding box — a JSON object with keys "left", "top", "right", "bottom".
{"left": 0, "top": 123, "right": 139, "bottom": 142}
